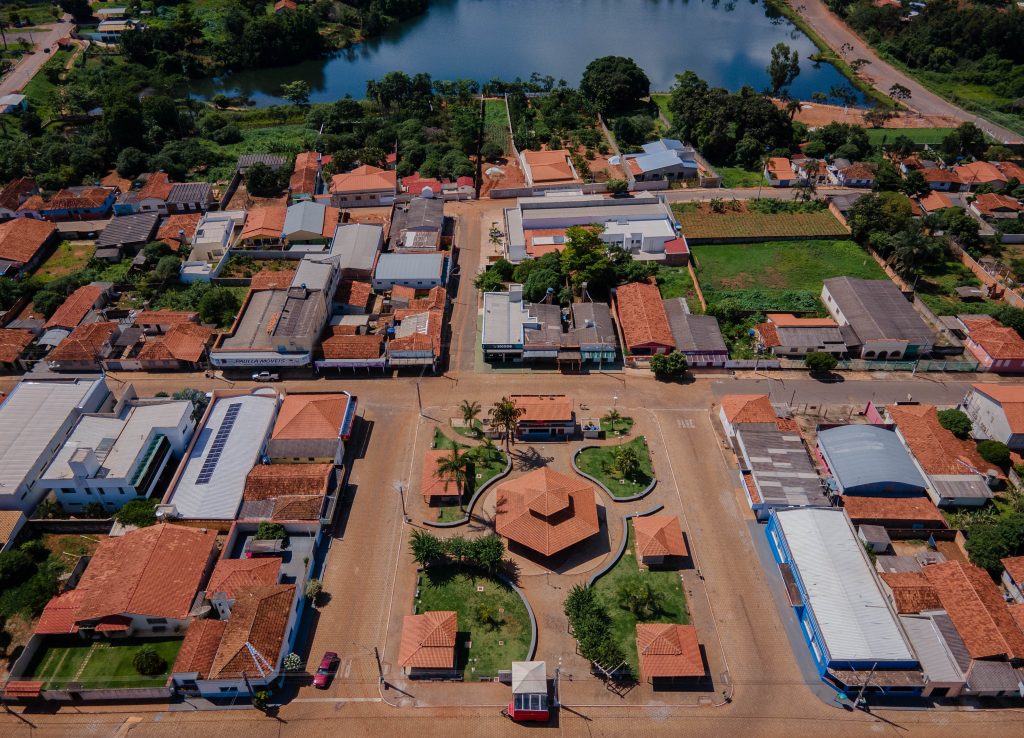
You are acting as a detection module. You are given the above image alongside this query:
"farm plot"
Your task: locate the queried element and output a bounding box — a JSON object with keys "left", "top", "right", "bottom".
{"left": 674, "top": 205, "right": 848, "bottom": 242}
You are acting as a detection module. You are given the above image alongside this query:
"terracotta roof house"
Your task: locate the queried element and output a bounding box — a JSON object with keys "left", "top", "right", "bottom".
{"left": 274, "top": 0, "right": 298, "bottom": 12}
{"left": 0, "top": 509, "right": 26, "bottom": 552}
{"left": 636, "top": 623, "right": 706, "bottom": 683}
{"left": 919, "top": 167, "right": 965, "bottom": 192}
{"left": 335, "top": 279, "right": 374, "bottom": 314}
{"left": 133, "top": 310, "right": 198, "bottom": 331}
{"left": 886, "top": 403, "right": 997, "bottom": 507}
{"left": 329, "top": 165, "right": 397, "bottom": 208}
{"left": 961, "top": 384, "right": 1024, "bottom": 452}
{"left": 47, "top": 321, "right": 119, "bottom": 371}
{"left": 754, "top": 313, "right": 847, "bottom": 358}
{"left": 831, "top": 162, "right": 876, "bottom": 188}
{"left": 45, "top": 283, "right": 109, "bottom": 330}
{"left": 238, "top": 206, "right": 287, "bottom": 247}
{"left": 614, "top": 281, "right": 675, "bottom": 356}
{"left": 267, "top": 393, "right": 354, "bottom": 464}
{"left": 204, "top": 557, "right": 282, "bottom": 619}
{"left": 1000, "top": 556, "right": 1024, "bottom": 604}
{"left": 36, "top": 524, "right": 218, "bottom": 637}
{"left": 239, "top": 463, "right": 333, "bottom": 522}
{"left": 633, "top": 514, "right": 687, "bottom": 566}
{"left": 0, "top": 328, "right": 34, "bottom": 371}
{"left": 495, "top": 467, "right": 599, "bottom": 557}
{"left": 0, "top": 176, "right": 39, "bottom": 219}
{"left": 717, "top": 394, "right": 795, "bottom": 439}
{"left": 997, "top": 161, "right": 1024, "bottom": 181}
{"left": 18, "top": 186, "right": 117, "bottom": 221}
{"left": 420, "top": 449, "right": 460, "bottom": 503}
{"left": 970, "top": 193, "right": 1022, "bottom": 220}
{"left": 289, "top": 151, "right": 321, "bottom": 200}
{"left": 172, "top": 618, "right": 226, "bottom": 679}
{"left": 136, "top": 322, "right": 214, "bottom": 370}
{"left": 922, "top": 561, "right": 1024, "bottom": 661}
{"left": 157, "top": 213, "right": 202, "bottom": 251}
{"left": 206, "top": 584, "right": 296, "bottom": 680}
{"left": 764, "top": 157, "right": 800, "bottom": 187}
{"left": 0, "top": 217, "right": 57, "bottom": 276}
{"left": 318, "top": 333, "right": 386, "bottom": 370}
{"left": 521, "top": 149, "right": 577, "bottom": 185}
{"left": 961, "top": 316, "right": 1024, "bottom": 373}
{"left": 954, "top": 161, "right": 1007, "bottom": 191}
{"left": 879, "top": 572, "right": 942, "bottom": 614}
{"left": 398, "top": 611, "right": 458, "bottom": 675}
{"left": 509, "top": 394, "right": 575, "bottom": 441}
{"left": 916, "top": 191, "right": 955, "bottom": 215}
{"left": 841, "top": 495, "right": 947, "bottom": 529}
{"left": 388, "top": 307, "right": 444, "bottom": 370}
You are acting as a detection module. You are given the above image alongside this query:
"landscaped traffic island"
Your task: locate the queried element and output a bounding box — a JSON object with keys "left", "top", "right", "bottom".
{"left": 575, "top": 437, "right": 655, "bottom": 498}
{"left": 426, "top": 429, "right": 509, "bottom": 522}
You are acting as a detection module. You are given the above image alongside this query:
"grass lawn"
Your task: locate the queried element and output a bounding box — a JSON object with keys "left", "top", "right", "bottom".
{"left": 34, "top": 241, "right": 95, "bottom": 283}
{"left": 591, "top": 524, "right": 689, "bottom": 675}
{"left": 21, "top": 49, "right": 72, "bottom": 118}
{"left": 575, "top": 436, "right": 654, "bottom": 498}
{"left": 651, "top": 94, "right": 671, "bottom": 122}
{"left": 865, "top": 128, "right": 957, "bottom": 148}
{"left": 914, "top": 258, "right": 1002, "bottom": 316}
{"left": 716, "top": 167, "right": 764, "bottom": 188}
{"left": 600, "top": 415, "right": 634, "bottom": 437}
{"left": 483, "top": 98, "right": 510, "bottom": 155}
{"left": 431, "top": 428, "right": 507, "bottom": 501}
{"left": 655, "top": 266, "right": 701, "bottom": 313}
{"left": 675, "top": 208, "right": 848, "bottom": 241}
{"left": 416, "top": 566, "right": 530, "bottom": 679}
{"left": 201, "top": 124, "right": 314, "bottom": 181}
{"left": 453, "top": 420, "right": 483, "bottom": 440}
{"left": 29, "top": 638, "right": 183, "bottom": 689}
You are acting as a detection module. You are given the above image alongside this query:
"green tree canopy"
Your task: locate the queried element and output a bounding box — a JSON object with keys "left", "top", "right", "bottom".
{"left": 767, "top": 42, "right": 800, "bottom": 95}
{"left": 579, "top": 56, "right": 651, "bottom": 115}
{"left": 805, "top": 351, "right": 839, "bottom": 373}
{"left": 649, "top": 351, "right": 688, "bottom": 379}
{"left": 937, "top": 409, "right": 973, "bottom": 439}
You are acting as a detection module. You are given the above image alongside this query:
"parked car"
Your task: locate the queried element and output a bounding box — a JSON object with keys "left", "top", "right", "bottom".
{"left": 313, "top": 651, "right": 340, "bottom": 689}
{"left": 252, "top": 371, "right": 280, "bottom": 382}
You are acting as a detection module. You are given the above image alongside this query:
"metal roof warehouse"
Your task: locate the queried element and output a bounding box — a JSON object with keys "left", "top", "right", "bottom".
{"left": 817, "top": 425, "right": 927, "bottom": 496}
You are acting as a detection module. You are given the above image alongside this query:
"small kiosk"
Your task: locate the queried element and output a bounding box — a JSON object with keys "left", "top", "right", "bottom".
{"left": 508, "top": 661, "right": 549, "bottom": 722}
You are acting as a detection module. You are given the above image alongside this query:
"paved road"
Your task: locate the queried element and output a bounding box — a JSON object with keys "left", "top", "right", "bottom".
{"left": 790, "top": 0, "right": 1021, "bottom": 144}
{"left": 0, "top": 21, "right": 74, "bottom": 96}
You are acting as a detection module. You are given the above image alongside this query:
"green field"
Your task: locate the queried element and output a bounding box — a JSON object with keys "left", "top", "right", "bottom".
{"left": 575, "top": 437, "right": 654, "bottom": 498}
{"left": 201, "top": 124, "right": 314, "bottom": 181}
{"left": 415, "top": 566, "right": 530, "bottom": 679}
{"left": 21, "top": 49, "right": 72, "bottom": 118}
{"left": 716, "top": 166, "right": 764, "bottom": 188}
{"left": 914, "top": 258, "right": 1001, "bottom": 316}
{"left": 655, "top": 266, "right": 701, "bottom": 312}
{"left": 29, "top": 638, "right": 183, "bottom": 689}
{"left": 591, "top": 523, "right": 689, "bottom": 675}
{"left": 651, "top": 94, "right": 671, "bottom": 122}
{"left": 865, "top": 128, "right": 958, "bottom": 147}
{"left": 483, "top": 98, "right": 510, "bottom": 156}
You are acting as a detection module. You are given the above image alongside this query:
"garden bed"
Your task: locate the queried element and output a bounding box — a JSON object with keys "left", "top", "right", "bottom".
{"left": 415, "top": 566, "right": 530, "bottom": 679}
{"left": 26, "top": 637, "right": 183, "bottom": 690}
{"left": 590, "top": 524, "right": 689, "bottom": 675}
{"left": 600, "top": 415, "right": 634, "bottom": 437}
{"left": 431, "top": 429, "right": 509, "bottom": 519}
{"left": 674, "top": 203, "right": 848, "bottom": 242}
{"left": 575, "top": 437, "right": 654, "bottom": 499}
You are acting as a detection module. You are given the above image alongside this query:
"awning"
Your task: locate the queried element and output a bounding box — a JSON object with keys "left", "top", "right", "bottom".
{"left": 522, "top": 350, "right": 558, "bottom": 359}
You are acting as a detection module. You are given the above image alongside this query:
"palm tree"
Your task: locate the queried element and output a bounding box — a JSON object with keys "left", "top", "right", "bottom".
{"left": 785, "top": 98, "right": 801, "bottom": 120}
{"left": 435, "top": 447, "right": 469, "bottom": 510}
{"left": 489, "top": 397, "right": 525, "bottom": 451}
{"left": 460, "top": 399, "right": 482, "bottom": 434}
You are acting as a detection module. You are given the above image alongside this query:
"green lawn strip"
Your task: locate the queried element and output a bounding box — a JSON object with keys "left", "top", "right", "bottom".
{"left": 692, "top": 240, "right": 885, "bottom": 292}
{"left": 591, "top": 525, "right": 689, "bottom": 674}
{"left": 31, "top": 638, "right": 183, "bottom": 689}
{"left": 432, "top": 428, "right": 466, "bottom": 451}
{"left": 416, "top": 566, "right": 530, "bottom": 679}
{"left": 716, "top": 166, "right": 764, "bottom": 188}
{"left": 600, "top": 416, "right": 634, "bottom": 437}
{"left": 865, "top": 128, "right": 958, "bottom": 147}
{"left": 575, "top": 437, "right": 653, "bottom": 498}
{"left": 655, "top": 266, "right": 701, "bottom": 313}
{"left": 453, "top": 420, "right": 483, "bottom": 440}
{"left": 35, "top": 241, "right": 95, "bottom": 283}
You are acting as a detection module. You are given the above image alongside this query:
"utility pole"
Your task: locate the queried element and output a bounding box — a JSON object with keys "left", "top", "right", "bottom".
{"left": 373, "top": 646, "right": 384, "bottom": 684}
{"left": 854, "top": 662, "right": 877, "bottom": 709}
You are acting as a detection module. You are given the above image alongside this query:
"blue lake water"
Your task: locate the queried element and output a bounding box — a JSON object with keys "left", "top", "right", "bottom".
{"left": 192, "top": 0, "right": 862, "bottom": 105}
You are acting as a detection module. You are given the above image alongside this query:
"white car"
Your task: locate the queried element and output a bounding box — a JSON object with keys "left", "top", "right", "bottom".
{"left": 252, "top": 371, "right": 280, "bottom": 382}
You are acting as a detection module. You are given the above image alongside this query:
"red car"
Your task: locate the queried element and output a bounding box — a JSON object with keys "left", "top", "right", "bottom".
{"left": 313, "top": 651, "right": 340, "bottom": 689}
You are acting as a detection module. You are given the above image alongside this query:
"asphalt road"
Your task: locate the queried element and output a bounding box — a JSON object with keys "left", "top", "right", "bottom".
{"left": 791, "top": 0, "right": 1021, "bottom": 144}
{"left": 0, "top": 21, "right": 74, "bottom": 96}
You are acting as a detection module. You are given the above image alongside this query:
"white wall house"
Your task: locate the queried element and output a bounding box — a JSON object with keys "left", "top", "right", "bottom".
{"left": 960, "top": 384, "right": 1024, "bottom": 451}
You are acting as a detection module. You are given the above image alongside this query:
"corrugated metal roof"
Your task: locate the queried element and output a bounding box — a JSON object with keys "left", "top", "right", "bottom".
{"left": 329, "top": 223, "right": 382, "bottom": 273}
{"left": 283, "top": 201, "right": 326, "bottom": 238}
{"left": 774, "top": 507, "right": 915, "bottom": 664}
{"left": 817, "top": 425, "right": 927, "bottom": 494}
{"left": 736, "top": 425, "right": 826, "bottom": 508}
{"left": 96, "top": 212, "right": 159, "bottom": 248}
{"left": 900, "top": 615, "right": 964, "bottom": 684}
{"left": 823, "top": 277, "right": 934, "bottom": 347}
{"left": 664, "top": 301, "right": 726, "bottom": 354}
{"left": 373, "top": 252, "right": 444, "bottom": 281}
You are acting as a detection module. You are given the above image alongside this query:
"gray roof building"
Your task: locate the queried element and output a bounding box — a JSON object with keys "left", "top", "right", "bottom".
{"left": 167, "top": 182, "right": 213, "bottom": 207}
{"left": 283, "top": 200, "right": 329, "bottom": 241}
{"left": 817, "top": 424, "right": 928, "bottom": 496}
{"left": 388, "top": 196, "right": 447, "bottom": 251}
{"left": 735, "top": 424, "right": 826, "bottom": 518}
{"left": 664, "top": 299, "right": 726, "bottom": 364}
{"left": 822, "top": 277, "right": 935, "bottom": 355}
{"left": 568, "top": 302, "right": 617, "bottom": 359}
{"left": 329, "top": 223, "right": 383, "bottom": 277}
{"left": 237, "top": 154, "right": 286, "bottom": 174}
{"left": 899, "top": 615, "right": 965, "bottom": 688}
{"left": 372, "top": 252, "right": 445, "bottom": 290}
{"left": 95, "top": 211, "right": 160, "bottom": 251}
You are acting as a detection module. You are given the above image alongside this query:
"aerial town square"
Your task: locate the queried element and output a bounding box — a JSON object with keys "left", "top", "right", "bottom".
{"left": 3, "top": 1, "right": 1024, "bottom": 737}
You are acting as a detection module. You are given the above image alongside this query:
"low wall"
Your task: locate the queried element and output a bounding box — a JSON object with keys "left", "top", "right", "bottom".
{"left": 957, "top": 248, "right": 1024, "bottom": 309}
{"left": 685, "top": 232, "right": 852, "bottom": 245}
{"left": 422, "top": 453, "right": 514, "bottom": 528}
{"left": 41, "top": 687, "right": 172, "bottom": 702}
{"left": 27, "top": 518, "right": 114, "bottom": 535}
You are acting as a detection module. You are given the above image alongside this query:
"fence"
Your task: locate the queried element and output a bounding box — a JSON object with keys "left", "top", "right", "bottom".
{"left": 820, "top": 358, "right": 980, "bottom": 372}
{"left": 955, "top": 245, "right": 1024, "bottom": 309}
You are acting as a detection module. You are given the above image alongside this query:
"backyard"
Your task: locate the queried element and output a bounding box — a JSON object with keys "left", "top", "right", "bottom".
{"left": 590, "top": 524, "right": 689, "bottom": 675}
{"left": 914, "top": 258, "right": 1002, "bottom": 316}
{"left": 655, "top": 266, "right": 701, "bottom": 313}
{"left": 674, "top": 203, "right": 849, "bottom": 242}
{"left": 415, "top": 566, "right": 530, "bottom": 680}
{"left": 482, "top": 98, "right": 510, "bottom": 157}
{"left": 27, "top": 637, "right": 183, "bottom": 690}
{"left": 33, "top": 241, "right": 94, "bottom": 283}
{"left": 575, "top": 436, "right": 654, "bottom": 498}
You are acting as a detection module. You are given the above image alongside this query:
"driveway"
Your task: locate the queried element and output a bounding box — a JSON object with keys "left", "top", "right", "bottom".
{"left": 0, "top": 21, "right": 75, "bottom": 96}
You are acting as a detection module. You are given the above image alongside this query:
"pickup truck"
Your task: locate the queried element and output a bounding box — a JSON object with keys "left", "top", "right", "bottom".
{"left": 252, "top": 371, "right": 280, "bottom": 382}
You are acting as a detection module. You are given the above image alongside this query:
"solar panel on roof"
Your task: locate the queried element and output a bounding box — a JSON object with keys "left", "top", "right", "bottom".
{"left": 194, "top": 402, "right": 242, "bottom": 485}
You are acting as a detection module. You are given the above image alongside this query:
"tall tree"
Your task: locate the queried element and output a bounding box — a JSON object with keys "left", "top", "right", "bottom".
{"left": 767, "top": 43, "right": 800, "bottom": 95}
{"left": 460, "top": 400, "right": 482, "bottom": 430}
{"left": 579, "top": 56, "right": 650, "bottom": 115}
{"left": 435, "top": 447, "right": 470, "bottom": 510}
{"left": 489, "top": 397, "right": 525, "bottom": 451}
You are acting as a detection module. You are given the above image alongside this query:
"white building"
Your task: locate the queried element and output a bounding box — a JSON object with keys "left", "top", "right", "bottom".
{"left": 0, "top": 378, "right": 111, "bottom": 513}
{"left": 960, "top": 383, "right": 1024, "bottom": 452}
{"left": 181, "top": 210, "right": 246, "bottom": 283}
{"left": 35, "top": 399, "right": 195, "bottom": 513}
{"left": 372, "top": 252, "right": 447, "bottom": 291}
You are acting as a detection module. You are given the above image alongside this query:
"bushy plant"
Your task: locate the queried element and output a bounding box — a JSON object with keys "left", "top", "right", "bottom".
{"left": 256, "top": 522, "right": 287, "bottom": 541}
{"left": 133, "top": 646, "right": 167, "bottom": 676}
{"left": 937, "top": 409, "right": 972, "bottom": 440}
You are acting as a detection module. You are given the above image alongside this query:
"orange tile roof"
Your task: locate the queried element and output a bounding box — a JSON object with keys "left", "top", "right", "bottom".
{"left": 721, "top": 395, "right": 777, "bottom": 425}
{"left": 765, "top": 157, "right": 794, "bottom": 181}
{"left": 920, "top": 167, "right": 962, "bottom": 184}
{"left": 1011, "top": 603, "right": 1024, "bottom": 634}
{"left": 766, "top": 313, "right": 837, "bottom": 328}
{"left": 972, "top": 193, "right": 1022, "bottom": 216}
{"left": 923, "top": 561, "right": 1024, "bottom": 660}
{"left": 755, "top": 322, "right": 780, "bottom": 348}
{"left": 917, "top": 191, "right": 954, "bottom": 213}
{"left": 391, "top": 284, "right": 417, "bottom": 303}
{"left": 330, "top": 165, "right": 397, "bottom": 194}
{"left": 321, "top": 333, "right": 383, "bottom": 360}
{"left": 0, "top": 509, "right": 23, "bottom": 547}
{"left": 1002, "top": 556, "right": 1024, "bottom": 585}
{"left": 887, "top": 403, "right": 993, "bottom": 475}
{"left": 34, "top": 588, "right": 86, "bottom": 635}
{"left": 510, "top": 394, "right": 573, "bottom": 422}
{"left": 961, "top": 316, "right": 1024, "bottom": 361}
{"left": 240, "top": 206, "right": 287, "bottom": 241}
{"left": 522, "top": 149, "right": 576, "bottom": 183}
{"left": 998, "top": 161, "right": 1024, "bottom": 181}
{"left": 633, "top": 515, "right": 687, "bottom": 559}
{"left": 398, "top": 611, "right": 457, "bottom": 669}
{"left": 19, "top": 187, "right": 112, "bottom": 213}
{"left": 45, "top": 284, "right": 104, "bottom": 329}
{"left": 290, "top": 152, "right": 320, "bottom": 194}
{"left": 209, "top": 584, "right": 295, "bottom": 679}
{"left": 389, "top": 308, "right": 443, "bottom": 356}
{"left": 137, "top": 172, "right": 173, "bottom": 201}
{"left": 47, "top": 321, "right": 116, "bottom": 364}
{"left": 0, "top": 329, "right": 33, "bottom": 364}
{"left": 138, "top": 322, "right": 212, "bottom": 364}
{"left": 615, "top": 281, "right": 674, "bottom": 351}
{"left": 243, "top": 463, "right": 333, "bottom": 500}
{"left": 2, "top": 681, "right": 43, "bottom": 698}
{"left": 321, "top": 205, "right": 342, "bottom": 238}
{"left": 841, "top": 495, "right": 946, "bottom": 524}
{"left": 269, "top": 495, "right": 325, "bottom": 520}
{"left": 0, "top": 177, "right": 37, "bottom": 211}
{"left": 207, "top": 557, "right": 281, "bottom": 599}
{"left": 173, "top": 618, "right": 226, "bottom": 679}
{"left": 495, "top": 468, "right": 599, "bottom": 557}
{"left": 134, "top": 310, "right": 197, "bottom": 326}
{"left": 0, "top": 217, "right": 55, "bottom": 265}
{"left": 250, "top": 268, "right": 296, "bottom": 291}
{"left": 157, "top": 213, "right": 202, "bottom": 250}
{"left": 955, "top": 161, "right": 1007, "bottom": 185}
{"left": 636, "top": 624, "right": 705, "bottom": 680}
{"left": 73, "top": 524, "right": 218, "bottom": 622}
{"left": 879, "top": 572, "right": 942, "bottom": 614}
{"left": 336, "top": 279, "right": 373, "bottom": 310}
{"left": 273, "top": 394, "right": 349, "bottom": 441}
{"left": 972, "top": 384, "right": 1024, "bottom": 433}
{"left": 421, "top": 449, "right": 457, "bottom": 499}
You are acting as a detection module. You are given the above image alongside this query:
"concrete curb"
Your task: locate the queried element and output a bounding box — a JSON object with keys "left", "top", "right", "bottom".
{"left": 586, "top": 504, "right": 664, "bottom": 588}
{"left": 572, "top": 444, "right": 657, "bottom": 503}
{"left": 422, "top": 452, "right": 513, "bottom": 528}
{"left": 496, "top": 571, "right": 538, "bottom": 661}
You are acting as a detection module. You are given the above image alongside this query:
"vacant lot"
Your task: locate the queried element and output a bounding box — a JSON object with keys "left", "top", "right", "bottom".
{"left": 34, "top": 241, "right": 94, "bottom": 282}
{"left": 716, "top": 167, "right": 764, "bottom": 189}
{"left": 915, "top": 258, "right": 1002, "bottom": 316}
{"left": 415, "top": 566, "right": 530, "bottom": 679}
{"left": 675, "top": 208, "right": 848, "bottom": 242}
{"left": 655, "top": 265, "right": 701, "bottom": 312}
{"left": 865, "top": 128, "right": 957, "bottom": 147}
{"left": 29, "top": 638, "right": 183, "bottom": 689}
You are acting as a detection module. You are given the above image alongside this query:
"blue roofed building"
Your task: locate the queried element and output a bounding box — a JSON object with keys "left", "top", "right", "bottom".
{"left": 618, "top": 139, "right": 699, "bottom": 182}
{"left": 816, "top": 424, "right": 928, "bottom": 497}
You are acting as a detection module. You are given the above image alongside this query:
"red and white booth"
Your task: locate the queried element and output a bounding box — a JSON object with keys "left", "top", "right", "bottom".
{"left": 508, "top": 661, "right": 549, "bottom": 722}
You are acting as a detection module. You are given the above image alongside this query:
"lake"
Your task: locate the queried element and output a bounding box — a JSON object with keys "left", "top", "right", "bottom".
{"left": 191, "top": 0, "right": 862, "bottom": 105}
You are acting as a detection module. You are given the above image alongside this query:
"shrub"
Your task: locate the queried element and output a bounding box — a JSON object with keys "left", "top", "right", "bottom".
{"left": 256, "top": 522, "right": 287, "bottom": 541}
{"left": 937, "top": 409, "right": 972, "bottom": 440}
{"left": 283, "top": 653, "right": 303, "bottom": 672}
{"left": 133, "top": 646, "right": 167, "bottom": 676}
{"left": 115, "top": 498, "right": 158, "bottom": 528}
{"left": 605, "top": 178, "right": 628, "bottom": 195}
{"left": 804, "top": 352, "right": 838, "bottom": 373}
{"left": 977, "top": 440, "right": 1010, "bottom": 468}
{"left": 304, "top": 578, "right": 323, "bottom": 602}
{"left": 480, "top": 141, "right": 504, "bottom": 161}
{"left": 649, "top": 351, "right": 688, "bottom": 379}
{"left": 616, "top": 578, "right": 663, "bottom": 619}
{"left": 0, "top": 550, "right": 35, "bottom": 589}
